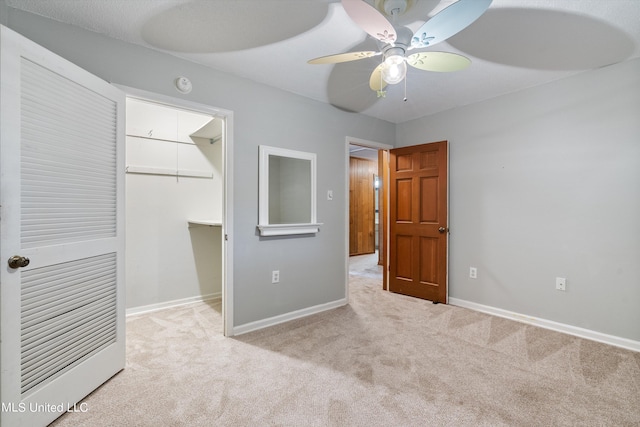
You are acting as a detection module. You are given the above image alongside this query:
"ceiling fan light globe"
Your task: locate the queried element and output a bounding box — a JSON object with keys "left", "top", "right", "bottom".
{"left": 381, "top": 55, "right": 407, "bottom": 84}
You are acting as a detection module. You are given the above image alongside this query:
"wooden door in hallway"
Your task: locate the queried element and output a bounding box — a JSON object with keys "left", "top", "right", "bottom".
{"left": 389, "top": 141, "right": 448, "bottom": 303}
{"left": 349, "top": 156, "right": 377, "bottom": 256}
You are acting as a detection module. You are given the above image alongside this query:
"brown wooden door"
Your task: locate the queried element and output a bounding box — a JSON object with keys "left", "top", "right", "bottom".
{"left": 349, "top": 157, "right": 377, "bottom": 255}
{"left": 389, "top": 141, "right": 448, "bottom": 303}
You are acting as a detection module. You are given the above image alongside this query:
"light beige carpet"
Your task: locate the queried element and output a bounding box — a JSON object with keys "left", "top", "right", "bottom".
{"left": 51, "top": 275, "right": 640, "bottom": 426}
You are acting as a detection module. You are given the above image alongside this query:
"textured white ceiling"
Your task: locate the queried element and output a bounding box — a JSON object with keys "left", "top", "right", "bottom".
{"left": 6, "top": 0, "right": 640, "bottom": 124}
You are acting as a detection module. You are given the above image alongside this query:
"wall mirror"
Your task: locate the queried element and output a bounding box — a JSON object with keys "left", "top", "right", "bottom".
{"left": 258, "top": 145, "right": 321, "bottom": 236}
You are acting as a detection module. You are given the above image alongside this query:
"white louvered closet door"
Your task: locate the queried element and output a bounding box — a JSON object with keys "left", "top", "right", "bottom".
{"left": 0, "top": 26, "right": 125, "bottom": 427}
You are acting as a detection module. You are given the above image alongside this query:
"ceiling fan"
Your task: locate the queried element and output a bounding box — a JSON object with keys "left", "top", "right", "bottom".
{"left": 309, "top": 0, "right": 492, "bottom": 98}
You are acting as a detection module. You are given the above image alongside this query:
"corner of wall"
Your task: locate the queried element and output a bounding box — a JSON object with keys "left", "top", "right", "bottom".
{"left": 232, "top": 297, "right": 348, "bottom": 336}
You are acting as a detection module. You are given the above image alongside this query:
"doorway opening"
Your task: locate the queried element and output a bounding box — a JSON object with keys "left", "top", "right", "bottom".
{"left": 121, "top": 87, "right": 234, "bottom": 336}
{"left": 345, "top": 137, "right": 392, "bottom": 292}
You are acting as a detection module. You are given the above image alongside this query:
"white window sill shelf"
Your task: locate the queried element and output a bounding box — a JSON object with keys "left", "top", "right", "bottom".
{"left": 257, "top": 223, "right": 322, "bottom": 236}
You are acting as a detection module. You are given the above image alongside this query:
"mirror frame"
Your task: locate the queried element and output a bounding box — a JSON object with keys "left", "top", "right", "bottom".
{"left": 257, "top": 145, "right": 322, "bottom": 236}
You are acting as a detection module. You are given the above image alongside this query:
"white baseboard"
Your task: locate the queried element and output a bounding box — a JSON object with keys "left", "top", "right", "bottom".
{"left": 448, "top": 297, "right": 640, "bottom": 353}
{"left": 232, "top": 298, "right": 348, "bottom": 336}
{"left": 126, "top": 292, "right": 221, "bottom": 317}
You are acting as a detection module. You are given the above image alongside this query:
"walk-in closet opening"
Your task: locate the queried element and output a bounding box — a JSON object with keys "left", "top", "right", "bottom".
{"left": 124, "top": 95, "right": 228, "bottom": 331}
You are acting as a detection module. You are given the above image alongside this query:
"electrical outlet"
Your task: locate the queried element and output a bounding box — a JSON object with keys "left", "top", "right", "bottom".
{"left": 469, "top": 267, "right": 477, "bottom": 279}
{"left": 555, "top": 277, "right": 566, "bottom": 291}
{"left": 272, "top": 270, "right": 280, "bottom": 284}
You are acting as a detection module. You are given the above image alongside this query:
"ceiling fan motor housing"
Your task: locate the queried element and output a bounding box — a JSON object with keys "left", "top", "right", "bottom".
{"left": 380, "top": 26, "right": 412, "bottom": 58}
{"left": 393, "top": 26, "right": 413, "bottom": 48}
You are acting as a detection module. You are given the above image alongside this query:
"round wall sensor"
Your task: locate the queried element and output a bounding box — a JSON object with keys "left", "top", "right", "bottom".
{"left": 175, "top": 76, "right": 192, "bottom": 94}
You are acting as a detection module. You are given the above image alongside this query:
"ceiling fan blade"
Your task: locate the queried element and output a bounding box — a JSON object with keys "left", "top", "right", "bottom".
{"left": 407, "top": 52, "right": 470, "bottom": 72}
{"left": 342, "top": 0, "right": 397, "bottom": 44}
{"left": 369, "top": 63, "right": 388, "bottom": 91}
{"left": 308, "top": 51, "right": 379, "bottom": 65}
{"left": 411, "top": 0, "right": 492, "bottom": 48}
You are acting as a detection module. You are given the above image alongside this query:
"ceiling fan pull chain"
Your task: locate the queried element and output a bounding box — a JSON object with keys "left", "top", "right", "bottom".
{"left": 403, "top": 73, "right": 407, "bottom": 102}
{"left": 377, "top": 65, "right": 386, "bottom": 98}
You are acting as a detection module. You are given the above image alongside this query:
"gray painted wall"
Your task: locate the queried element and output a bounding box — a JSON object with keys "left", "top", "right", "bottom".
{"left": 397, "top": 58, "right": 640, "bottom": 341}
{"left": 4, "top": 9, "right": 395, "bottom": 327}
{"left": 5, "top": 7, "right": 638, "bottom": 343}
{"left": 0, "top": 2, "right": 6, "bottom": 26}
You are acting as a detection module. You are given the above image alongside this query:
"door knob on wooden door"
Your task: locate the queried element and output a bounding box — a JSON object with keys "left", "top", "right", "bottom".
{"left": 438, "top": 227, "right": 448, "bottom": 234}
{"left": 7, "top": 255, "right": 30, "bottom": 269}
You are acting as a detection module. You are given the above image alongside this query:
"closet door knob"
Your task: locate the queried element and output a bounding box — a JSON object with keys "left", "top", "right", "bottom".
{"left": 8, "top": 255, "right": 30, "bottom": 269}
{"left": 438, "top": 227, "right": 448, "bottom": 234}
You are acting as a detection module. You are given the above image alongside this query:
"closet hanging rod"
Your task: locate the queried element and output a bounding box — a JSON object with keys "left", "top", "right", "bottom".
{"left": 126, "top": 134, "right": 222, "bottom": 145}
{"left": 125, "top": 165, "right": 213, "bottom": 179}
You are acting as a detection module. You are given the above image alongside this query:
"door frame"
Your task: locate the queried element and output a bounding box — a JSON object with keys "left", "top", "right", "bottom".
{"left": 116, "top": 85, "right": 234, "bottom": 336}
{"left": 344, "top": 136, "right": 392, "bottom": 299}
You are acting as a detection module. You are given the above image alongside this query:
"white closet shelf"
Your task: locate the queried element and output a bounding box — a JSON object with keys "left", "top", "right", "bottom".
{"left": 188, "top": 219, "right": 222, "bottom": 227}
